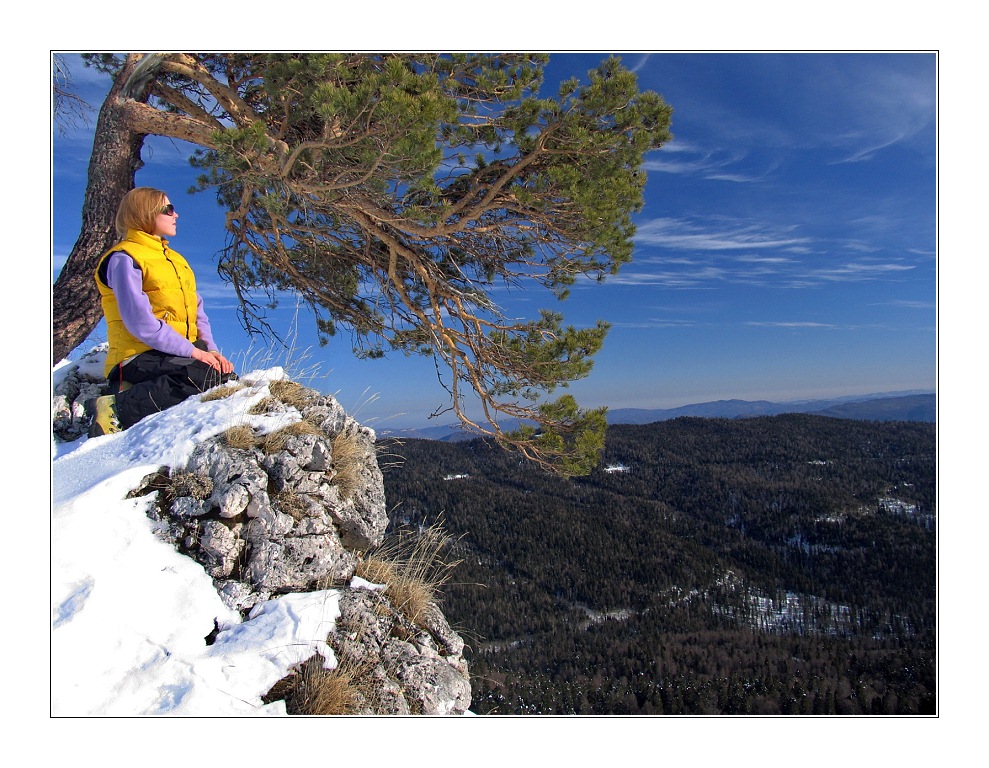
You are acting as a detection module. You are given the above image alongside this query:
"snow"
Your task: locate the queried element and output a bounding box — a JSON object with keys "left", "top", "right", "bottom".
{"left": 51, "top": 357, "right": 346, "bottom": 716}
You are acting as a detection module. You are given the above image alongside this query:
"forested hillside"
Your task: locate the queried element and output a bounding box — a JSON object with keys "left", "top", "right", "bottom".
{"left": 379, "top": 415, "right": 936, "bottom": 715}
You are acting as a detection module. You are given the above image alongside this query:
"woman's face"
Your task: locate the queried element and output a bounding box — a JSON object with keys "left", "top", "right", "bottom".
{"left": 153, "top": 196, "right": 178, "bottom": 238}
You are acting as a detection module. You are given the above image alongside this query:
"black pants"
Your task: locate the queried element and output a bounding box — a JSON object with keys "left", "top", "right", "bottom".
{"left": 106, "top": 341, "right": 235, "bottom": 429}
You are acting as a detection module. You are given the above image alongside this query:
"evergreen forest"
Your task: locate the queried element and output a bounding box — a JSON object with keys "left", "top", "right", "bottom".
{"left": 379, "top": 414, "right": 937, "bottom": 715}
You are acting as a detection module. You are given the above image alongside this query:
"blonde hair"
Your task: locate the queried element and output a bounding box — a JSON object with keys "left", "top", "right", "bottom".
{"left": 115, "top": 187, "right": 168, "bottom": 239}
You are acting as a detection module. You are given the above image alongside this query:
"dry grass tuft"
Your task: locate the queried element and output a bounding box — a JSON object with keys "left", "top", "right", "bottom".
{"left": 170, "top": 470, "right": 213, "bottom": 500}
{"left": 331, "top": 430, "right": 366, "bottom": 499}
{"left": 290, "top": 656, "right": 369, "bottom": 715}
{"left": 259, "top": 419, "right": 323, "bottom": 454}
{"left": 200, "top": 382, "right": 244, "bottom": 401}
{"left": 374, "top": 437, "right": 406, "bottom": 471}
{"left": 274, "top": 489, "right": 307, "bottom": 521}
{"left": 223, "top": 424, "right": 259, "bottom": 450}
{"left": 269, "top": 379, "right": 314, "bottom": 410}
{"left": 297, "top": 668, "right": 358, "bottom": 715}
{"left": 269, "top": 653, "right": 378, "bottom": 715}
{"left": 356, "top": 523, "right": 461, "bottom": 626}
{"left": 247, "top": 396, "right": 278, "bottom": 415}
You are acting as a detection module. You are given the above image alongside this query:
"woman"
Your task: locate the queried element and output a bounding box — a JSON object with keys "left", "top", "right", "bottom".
{"left": 86, "top": 187, "right": 236, "bottom": 437}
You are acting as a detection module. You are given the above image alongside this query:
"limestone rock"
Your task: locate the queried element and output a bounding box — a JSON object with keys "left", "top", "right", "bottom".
{"left": 128, "top": 378, "right": 387, "bottom": 613}
{"left": 198, "top": 520, "right": 244, "bottom": 579}
{"left": 322, "top": 587, "right": 472, "bottom": 716}
{"left": 52, "top": 346, "right": 109, "bottom": 442}
{"left": 242, "top": 536, "right": 357, "bottom": 591}
{"left": 381, "top": 639, "right": 472, "bottom": 715}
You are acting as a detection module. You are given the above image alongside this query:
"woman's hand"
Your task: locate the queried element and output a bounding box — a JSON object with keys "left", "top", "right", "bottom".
{"left": 191, "top": 347, "right": 233, "bottom": 373}
{"left": 209, "top": 350, "right": 235, "bottom": 374}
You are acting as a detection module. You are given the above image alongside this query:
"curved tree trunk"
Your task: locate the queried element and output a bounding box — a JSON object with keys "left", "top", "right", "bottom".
{"left": 51, "top": 54, "right": 150, "bottom": 365}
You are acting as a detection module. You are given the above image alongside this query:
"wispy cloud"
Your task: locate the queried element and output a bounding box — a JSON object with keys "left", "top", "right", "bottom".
{"left": 646, "top": 53, "right": 934, "bottom": 173}
{"left": 644, "top": 141, "right": 777, "bottom": 183}
{"left": 621, "top": 214, "right": 926, "bottom": 291}
{"left": 606, "top": 267, "right": 727, "bottom": 289}
{"left": 873, "top": 299, "right": 935, "bottom": 310}
{"left": 745, "top": 321, "right": 837, "bottom": 329}
{"left": 833, "top": 130, "right": 917, "bottom": 164}
{"left": 635, "top": 217, "right": 808, "bottom": 252}
{"left": 826, "top": 60, "right": 936, "bottom": 164}
{"left": 736, "top": 255, "right": 796, "bottom": 264}
{"left": 798, "top": 262, "right": 915, "bottom": 284}
{"left": 611, "top": 318, "right": 699, "bottom": 329}
{"left": 623, "top": 53, "right": 653, "bottom": 74}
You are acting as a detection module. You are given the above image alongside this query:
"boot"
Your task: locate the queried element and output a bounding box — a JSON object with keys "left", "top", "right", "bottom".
{"left": 85, "top": 395, "right": 122, "bottom": 437}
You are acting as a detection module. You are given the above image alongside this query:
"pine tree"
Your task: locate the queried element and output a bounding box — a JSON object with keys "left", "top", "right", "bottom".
{"left": 52, "top": 52, "right": 673, "bottom": 475}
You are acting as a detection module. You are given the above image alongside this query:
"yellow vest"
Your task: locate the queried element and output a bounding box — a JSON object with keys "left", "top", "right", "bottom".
{"left": 95, "top": 229, "right": 200, "bottom": 377}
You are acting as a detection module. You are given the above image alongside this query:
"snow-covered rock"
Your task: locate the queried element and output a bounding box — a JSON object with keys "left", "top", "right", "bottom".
{"left": 51, "top": 347, "right": 471, "bottom": 716}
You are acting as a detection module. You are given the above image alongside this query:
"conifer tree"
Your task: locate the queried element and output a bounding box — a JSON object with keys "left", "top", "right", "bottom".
{"left": 52, "top": 53, "right": 672, "bottom": 474}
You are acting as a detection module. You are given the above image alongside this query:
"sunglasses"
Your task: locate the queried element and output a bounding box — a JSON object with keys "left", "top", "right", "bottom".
{"left": 159, "top": 204, "right": 177, "bottom": 216}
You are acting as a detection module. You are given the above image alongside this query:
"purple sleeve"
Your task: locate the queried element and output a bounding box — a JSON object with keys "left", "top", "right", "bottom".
{"left": 195, "top": 295, "right": 218, "bottom": 351}
{"left": 105, "top": 252, "right": 198, "bottom": 357}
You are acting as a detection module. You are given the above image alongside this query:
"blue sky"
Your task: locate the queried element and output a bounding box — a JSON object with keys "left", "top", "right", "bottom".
{"left": 52, "top": 53, "right": 937, "bottom": 430}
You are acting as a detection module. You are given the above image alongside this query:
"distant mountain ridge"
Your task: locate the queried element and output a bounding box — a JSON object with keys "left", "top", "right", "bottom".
{"left": 608, "top": 391, "right": 936, "bottom": 425}
{"left": 377, "top": 391, "right": 936, "bottom": 442}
